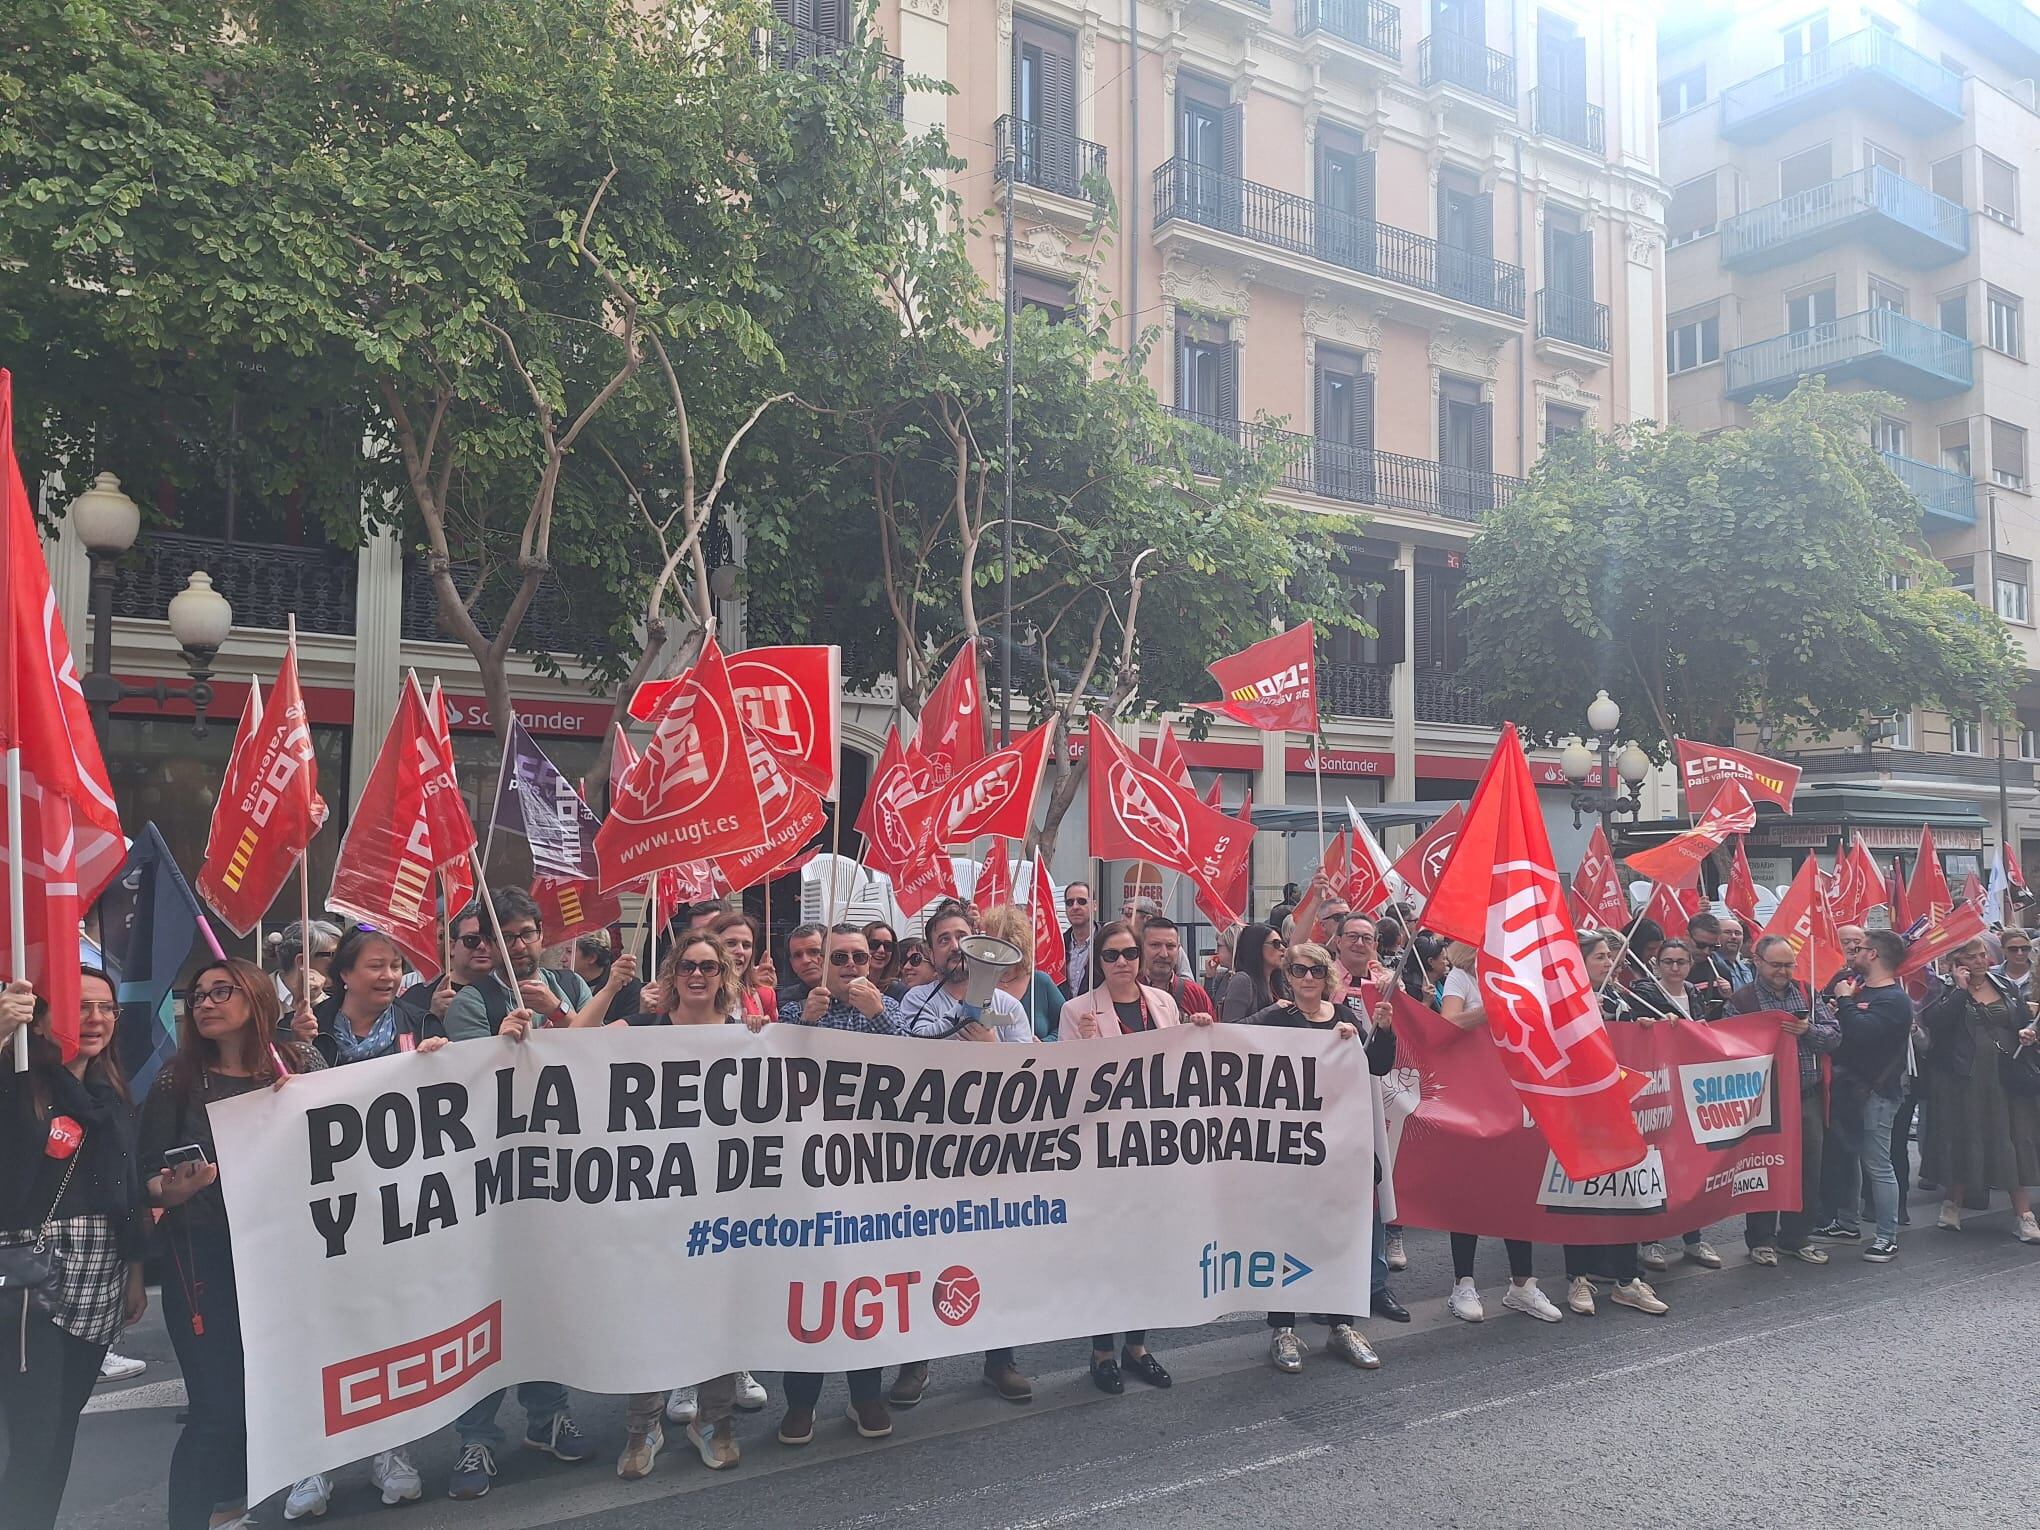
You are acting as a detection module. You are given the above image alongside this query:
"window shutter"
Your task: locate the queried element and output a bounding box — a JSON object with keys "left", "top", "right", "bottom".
{"left": 1314, "top": 361, "right": 1333, "bottom": 440}
{"left": 1472, "top": 401, "right": 1493, "bottom": 473}
{"left": 1414, "top": 569, "right": 1444, "bottom": 670}
{"left": 1354, "top": 371, "right": 1375, "bottom": 452}
{"left": 1043, "top": 46, "right": 1076, "bottom": 186}
{"left": 1438, "top": 389, "right": 1451, "bottom": 462}
{"left": 1218, "top": 339, "right": 1240, "bottom": 424}
{"left": 1376, "top": 566, "right": 1406, "bottom": 667}
{"left": 812, "top": 0, "right": 848, "bottom": 42}
{"left": 1472, "top": 192, "right": 1494, "bottom": 264}
{"left": 1174, "top": 328, "right": 1191, "bottom": 413}
{"left": 773, "top": 0, "right": 816, "bottom": 32}
{"left": 1572, "top": 228, "right": 1594, "bottom": 296}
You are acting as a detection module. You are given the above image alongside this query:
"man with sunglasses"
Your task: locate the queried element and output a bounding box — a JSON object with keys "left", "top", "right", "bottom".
{"left": 444, "top": 888, "right": 633, "bottom": 1041}
{"left": 777, "top": 925, "right": 905, "bottom": 1033}
{"left": 1061, "top": 882, "right": 1096, "bottom": 999}
{"left": 1994, "top": 929, "right": 2034, "bottom": 1005}
{"left": 1731, "top": 934, "right": 1840, "bottom": 1268}
{"left": 398, "top": 903, "right": 503, "bottom": 1036}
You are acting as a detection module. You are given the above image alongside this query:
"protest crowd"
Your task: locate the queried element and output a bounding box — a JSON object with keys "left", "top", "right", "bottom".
{"left": 3, "top": 381, "right": 2039, "bottom": 1529}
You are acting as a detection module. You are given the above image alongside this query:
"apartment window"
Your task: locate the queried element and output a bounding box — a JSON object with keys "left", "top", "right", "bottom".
{"left": 1659, "top": 66, "right": 1705, "bottom": 119}
{"left": 1996, "top": 554, "right": 2031, "bottom": 623}
{"left": 1941, "top": 420, "right": 1972, "bottom": 476}
{"left": 1939, "top": 290, "right": 1969, "bottom": 340}
{"left": 1779, "top": 144, "right": 1833, "bottom": 199}
{"left": 1666, "top": 174, "right": 1716, "bottom": 247}
{"left": 1787, "top": 283, "right": 1837, "bottom": 334}
{"left": 1014, "top": 270, "right": 1078, "bottom": 324}
{"left": 1175, "top": 311, "right": 1236, "bottom": 422}
{"left": 1946, "top": 556, "right": 1976, "bottom": 597}
{"left": 2022, "top": 720, "right": 2040, "bottom": 762}
{"left": 1868, "top": 277, "right": 1907, "bottom": 316}
{"left": 1865, "top": 142, "right": 1904, "bottom": 179}
{"left": 1871, "top": 416, "right": 1909, "bottom": 457}
{"left": 1667, "top": 311, "right": 1720, "bottom": 373}
{"left": 1780, "top": 14, "right": 1830, "bottom": 63}
{"left": 1988, "top": 287, "right": 2023, "bottom": 358}
{"left": 1982, "top": 153, "right": 2019, "bottom": 227}
{"left": 1865, "top": 11, "right": 1899, "bottom": 36}
{"left": 1890, "top": 711, "right": 1915, "bottom": 750}
{"left": 1437, "top": 375, "right": 1494, "bottom": 515}
{"left": 1992, "top": 418, "right": 2029, "bottom": 489}
{"left": 1950, "top": 715, "right": 1982, "bottom": 755}
{"left": 1931, "top": 155, "right": 1964, "bottom": 206}
{"left": 1545, "top": 403, "right": 1586, "bottom": 441}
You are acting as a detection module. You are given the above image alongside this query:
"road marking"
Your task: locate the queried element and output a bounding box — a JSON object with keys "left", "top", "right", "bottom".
{"left": 83, "top": 1378, "right": 188, "bottom": 1415}
{"left": 997, "top": 1444, "right": 1334, "bottom": 1530}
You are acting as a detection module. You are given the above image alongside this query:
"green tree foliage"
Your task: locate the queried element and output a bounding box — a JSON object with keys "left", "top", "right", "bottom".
{"left": 1459, "top": 383, "right": 2022, "bottom": 750}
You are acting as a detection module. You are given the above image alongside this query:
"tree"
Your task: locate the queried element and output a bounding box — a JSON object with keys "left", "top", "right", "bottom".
{"left": 1458, "top": 383, "right": 2022, "bottom": 752}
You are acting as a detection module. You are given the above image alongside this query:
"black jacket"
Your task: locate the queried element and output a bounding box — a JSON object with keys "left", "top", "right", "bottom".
{"left": 1918, "top": 971, "right": 2024, "bottom": 1081}
{"left": 1, "top": 1054, "right": 146, "bottom": 1261}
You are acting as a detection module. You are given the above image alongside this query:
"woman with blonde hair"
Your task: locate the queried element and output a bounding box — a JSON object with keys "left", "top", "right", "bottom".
{"left": 980, "top": 903, "right": 1064, "bottom": 1041}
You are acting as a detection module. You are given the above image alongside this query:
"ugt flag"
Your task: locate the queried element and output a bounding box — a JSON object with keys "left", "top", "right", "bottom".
{"left": 1423, "top": 725, "right": 1646, "bottom": 1181}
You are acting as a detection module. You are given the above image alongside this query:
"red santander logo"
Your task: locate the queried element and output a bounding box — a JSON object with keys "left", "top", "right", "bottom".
{"left": 933, "top": 1265, "right": 981, "bottom": 1326}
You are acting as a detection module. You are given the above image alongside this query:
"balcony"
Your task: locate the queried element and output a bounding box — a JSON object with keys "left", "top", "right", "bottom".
{"left": 1719, "top": 29, "right": 1962, "bottom": 142}
{"left": 112, "top": 532, "right": 357, "bottom": 635}
{"left": 1531, "top": 89, "right": 1604, "bottom": 154}
{"left": 1419, "top": 32, "right": 1517, "bottom": 110}
{"left": 1723, "top": 309, "right": 1974, "bottom": 401}
{"left": 1880, "top": 450, "right": 1978, "bottom": 528}
{"left": 1297, "top": 0, "right": 1401, "bottom": 63}
{"left": 1721, "top": 166, "right": 1969, "bottom": 272}
{"left": 762, "top": 21, "right": 905, "bottom": 119}
{"left": 400, "top": 561, "right": 607, "bottom": 655}
{"left": 1152, "top": 160, "right": 1525, "bottom": 322}
{"left": 1921, "top": 0, "right": 2040, "bottom": 72}
{"left": 1321, "top": 661, "right": 1392, "bottom": 718}
{"left": 1165, "top": 408, "right": 1526, "bottom": 523}
{"left": 1536, "top": 289, "right": 1611, "bottom": 356}
{"left": 1416, "top": 672, "right": 1496, "bottom": 726}
{"left": 996, "top": 116, "right": 1109, "bottom": 207}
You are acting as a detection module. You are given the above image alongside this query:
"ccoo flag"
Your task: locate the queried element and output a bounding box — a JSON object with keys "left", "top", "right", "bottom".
{"left": 197, "top": 645, "right": 328, "bottom": 936}
{"left": 1195, "top": 622, "right": 1317, "bottom": 734}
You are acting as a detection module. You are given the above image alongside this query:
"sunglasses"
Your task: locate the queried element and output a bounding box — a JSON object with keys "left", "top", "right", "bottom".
{"left": 869, "top": 939, "right": 896, "bottom": 952}
{"left": 455, "top": 933, "right": 492, "bottom": 951}
{"left": 2008, "top": 946, "right": 2032, "bottom": 954}
{"left": 1286, "top": 962, "right": 1330, "bottom": 980}
{"left": 674, "top": 958, "right": 722, "bottom": 976}
{"left": 829, "top": 951, "right": 871, "bottom": 967}
{"left": 191, "top": 983, "right": 243, "bottom": 1008}
{"left": 1100, "top": 946, "right": 1140, "bottom": 963}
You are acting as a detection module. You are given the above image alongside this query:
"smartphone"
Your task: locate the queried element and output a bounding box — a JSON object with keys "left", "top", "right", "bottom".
{"left": 160, "top": 1143, "right": 212, "bottom": 1171}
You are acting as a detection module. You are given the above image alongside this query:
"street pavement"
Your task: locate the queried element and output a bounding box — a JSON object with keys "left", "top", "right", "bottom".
{"left": 53, "top": 1192, "right": 2039, "bottom": 1530}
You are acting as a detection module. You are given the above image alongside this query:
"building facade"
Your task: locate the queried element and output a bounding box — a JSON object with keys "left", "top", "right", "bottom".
{"left": 52, "top": 0, "right": 1671, "bottom": 936}
{"left": 1659, "top": 0, "right": 2040, "bottom": 886}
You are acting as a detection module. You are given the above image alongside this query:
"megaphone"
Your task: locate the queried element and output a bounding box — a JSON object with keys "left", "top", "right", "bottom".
{"left": 959, "top": 933, "right": 1025, "bottom": 1007}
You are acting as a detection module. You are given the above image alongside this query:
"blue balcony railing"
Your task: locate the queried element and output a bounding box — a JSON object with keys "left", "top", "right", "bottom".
{"left": 1723, "top": 309, "right": 1974, "bottom": 400}
{"left": 1721, "top": 166, "right": 1968, "bottom": 271}
{"left": 1879, "top": 450, "right": 1978, "bottom": 528}
{"left": 1720, "top": 29, "right": 1963, "bottom": 140}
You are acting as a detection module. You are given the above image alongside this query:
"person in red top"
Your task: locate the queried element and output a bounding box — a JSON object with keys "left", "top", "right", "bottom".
{"left": 1140, "top": 917, "right": 1212, "bottom": 1016}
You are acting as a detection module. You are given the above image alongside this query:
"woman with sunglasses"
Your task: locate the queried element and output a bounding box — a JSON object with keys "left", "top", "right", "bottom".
{"left": 1242, "top": 940, "right": 1393, "bottom": 1372}
{"left": 1218, "top": 921, "right": 1287, "bottom": 1022}
{"left": 710, "top": 911, "right": 776, "bottom": 1023}
{"left": 1059, "top": 921, "right": 1211, "bottom": 1392}
{"left": 138, "top": 959, "right": 324, "bottom": 1530}
{"left": 1, "top": 969, "right": 148, "bottom": 1530}
{"left": 893, "top": 938, "right": 936, "bottom": 994}
{"left": 862, "top": 921, "right": 906, "bottom": 996}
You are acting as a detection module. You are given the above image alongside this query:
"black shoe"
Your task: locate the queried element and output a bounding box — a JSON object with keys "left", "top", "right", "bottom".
{"left": 1089, "top": 1355, "right": 1123, "bottom": 1395}
{"left": 1862, "top": 1236, "right": 1899, "bottom": 1263}
{"left": 1121, "top": 1348, "right": 1172, "bottom": 1388}
{"left": 1812, "top": 1221, "right": 1861, "bottom": 1242}
{"left": 1370, "top": 1289, "right": 1411, "bottom": 1324}
{"left": 1898, "top": 1206, "right": 1911, "bottom": 1226}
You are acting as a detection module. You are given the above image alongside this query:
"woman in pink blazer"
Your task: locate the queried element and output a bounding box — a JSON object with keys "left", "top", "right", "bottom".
{"left": 1057, "top": 921, "right": 1211, "bottom": 1393}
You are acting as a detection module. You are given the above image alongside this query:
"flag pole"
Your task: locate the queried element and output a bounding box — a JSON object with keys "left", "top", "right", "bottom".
{"left": 468, "top": 849, "right": 521, "bottom": 1003}
{"left": 286, "top": 617, "right": 315, "bottom": 1014}
{"left": 439, "top": 870, "right": 454, "bottom": 979}
{"left": 7, "top": 746, "right": 22, "bottom": 1073}
{"left": 479, "top": 715, "right": 514, "bottom": 877}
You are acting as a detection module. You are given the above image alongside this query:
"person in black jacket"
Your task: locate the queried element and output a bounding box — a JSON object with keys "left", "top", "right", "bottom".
{"left": 1918, "top": 937, "right": 2040, "bottom": 1243}
{"left": 0, "top": 969, "right": 148, "bottom": 1530}
{"left": 1814, "top": 929, "right": 1914, "bottom": 1262}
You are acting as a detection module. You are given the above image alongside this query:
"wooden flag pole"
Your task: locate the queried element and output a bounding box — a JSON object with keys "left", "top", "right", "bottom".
{"left": 468, "top": 849, "right": 522, "bottom": 1004}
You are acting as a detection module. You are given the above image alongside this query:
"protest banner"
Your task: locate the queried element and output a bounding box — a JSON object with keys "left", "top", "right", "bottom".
{"left": 210, "top": 1024, "right": 1372, "bottom": 1498}
{"left": 1385, "top": 994, "right": 1802, "bottom": 1243}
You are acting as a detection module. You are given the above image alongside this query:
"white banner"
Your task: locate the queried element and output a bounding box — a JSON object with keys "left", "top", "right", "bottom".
{"left": 211, "top": 1023, "right": 1373, "bottom": 1498}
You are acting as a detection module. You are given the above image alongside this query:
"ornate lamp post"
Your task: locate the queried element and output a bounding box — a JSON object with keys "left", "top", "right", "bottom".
{"left": 1558, "top": 689, "right": 1651, "bottom": 838}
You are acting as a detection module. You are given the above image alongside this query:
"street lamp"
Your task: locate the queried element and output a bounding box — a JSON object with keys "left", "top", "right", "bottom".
{"left": 1559, "top": 689, "right": 1650, "bottom": 837}
{"left": 67, "top": 472, "right": 233, "bottom": 739}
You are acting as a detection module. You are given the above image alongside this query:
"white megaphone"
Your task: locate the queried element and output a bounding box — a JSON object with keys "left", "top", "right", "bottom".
{"left": 959, "top": 933, "right": 1025, "bottom": 1007}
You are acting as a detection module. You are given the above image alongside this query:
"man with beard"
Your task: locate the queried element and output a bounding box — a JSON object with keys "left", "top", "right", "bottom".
{"left": 397, "top": 902, "right": 507, "bottom": 1037}
{"left": 443, "top": 887, "right": 635, "bottom": 1040}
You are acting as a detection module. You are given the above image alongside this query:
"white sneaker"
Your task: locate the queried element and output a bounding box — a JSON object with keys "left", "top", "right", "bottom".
{"left": 732, "top": 1370, "right": 768, "bottom": 1410}
{"left": 1502, "top": 1279, "right": 1563, "bottom": 1323}
{"left": 371, "top": 1447, "right": 422, "bottom": 1505}
{"left": 1567, "top": 1275, "right": 1597, "bottom": 1315}
{"left": 1385, "top": 1232, "right": 1408, "bottom": 1271}
{"left": 1640, "top": 1241, "right": 1670, "bottom": 1270}
{"left": 283, "top": 1473, "right": 333, "bottom": 1520}
{"left": 2017, "top": 1212, "right": 2040, "bottom": 1245}
{"left": 98, "top": 1350, "right": 145, "bottom": 1383}
{"left": 1448, "top": 1278, "right": 1485, "bottom": 1322}
{"left": 1609, "top": 1278, "right": 1669, "bottom": 1315}
{"left": 1937, "top": 1201, "right": 1962, "bottom": 1231}
{"left": 665, "top": 1386, "right": 698, "bottom": 1424}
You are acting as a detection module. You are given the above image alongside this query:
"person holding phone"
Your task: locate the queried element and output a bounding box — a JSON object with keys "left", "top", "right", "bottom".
{"left": 0, "top": 970, "right": 148, "bottom": 1530}
{"left": 138, "top": 958, "right": 324, "bottom": 1530}
{"left": 1918, "top": 936, "right": 2040, "bottom": 1244}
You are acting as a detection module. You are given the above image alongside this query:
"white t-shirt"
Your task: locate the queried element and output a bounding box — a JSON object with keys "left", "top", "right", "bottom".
{"left": 1442, "top": 967, "right": 1480, "bottom": 1009}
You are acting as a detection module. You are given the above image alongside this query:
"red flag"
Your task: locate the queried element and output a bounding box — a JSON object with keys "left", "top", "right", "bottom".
{"left": 328, "top": 675, "right": 474, "bottom": 975}
{"left": 1196, "top": 622, "right": 1317, "bottom": 733}
{"left": 2007, "top": 840, "right": 2029, "bottom": 895}
{"left": 1568, "top": 824, "right": 1628, "bottom": 931}
{"left": 707, "top": 720, "right": 826, "bottom": 895}
{"left": 725, "top": 645, "right": 842, "bottom": 799}
{"left": 1145, "top": 722, "right": 1194, "bottom": 790}
{"left": 530, "top": 874, "right": 623, "bottom": 946}
{"left": 1673, "top": 738, "right": 1800, "bottom": 815}
{"left": 1201, "top": 777, "right": 1224, "bottom": 809}
{"left": 1287, "top": 830, "right": 1348, "bottom": 943}
{"left": 1030, "top": 855, "right": 1066, "bottom": 985}
{"left": 1724, "top": 836, "right": 1761, "bottom": 929}
{"left": 850, "top": 725, "right": 954, "bottom": 917}
{"left": 1622, "top": 780, "right": 1757, "bottom": 888}
{"left": 1422, "top": 726, "right": 1647, "bottom": 1181}
{"left": 1889, "top": 855, "right": 1914, "bottom": 932}
{"left": 205, "top": 678, "right": 261, "bottom": 874}
{"left": 914, "top": 641, "right": 987, "bottom": 789}
{"left": 0, "top": 375, "right": 125, "bottom": 1060}
{"left": 1086, "top": 718, "right": 1252, "bottom": 895}
{"left": 1907, "top": 827, "right": 1951, "bottom": 917}
{"left": 1760, "top": 857, "right": 1843, "bottom": 985}
{"left": 198, "top": 645, "right": 330, "bottom": 936}
{"left": 1962, "top": 869, "right": 1987, "bottom": 913}
{"left": 1896, "top": 900, "right": 1988, "bottom": 977}
{"left": 1197, "top": 789, "right": 1254, "bottom": 933}
{"left": 427, "top": 680, "right": 476, "bottom": 915}
{"left": 595, "top": 638, "right": 768, "bottom": 892}
{"left": 1391, "top": 802, "right": 1467, "bottom": 904}
{"left": 976, "top": 837, "right": 1013, "bottom": 911}
{"left": 1640, "top": 882, "right": 1688, "bottom": 939}
{"left": 1844, "top": 834, "right": 1889, "bottom": 919}
{"left": 919, "top": 722, "right": 1053, "bottom": 848}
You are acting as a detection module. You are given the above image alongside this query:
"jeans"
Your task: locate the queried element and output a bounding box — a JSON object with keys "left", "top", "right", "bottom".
{"left": 782, "top": 1369, "right": 881, "bottom": 1410}
{"left": 455, "top": 1381, "right": 569, "bottom": 1449}
{"left": 1371, "top": 1196, "right": 1389, "bottom": 1296}
{"left": 1747, "top": 1079, "right": 1825, "bottom": 1251}
{"left": 1828, "top": 1089, "right": 1901, "bottom": 1240}
{"left": 162, "top": 1226, "right": 246, "bottom": 1530}
{"left": 0, "top": 1300, "right": 107, "bottom": 1530}
{"left": 627, "top": 1374, "right": 735, "bottom": 1432}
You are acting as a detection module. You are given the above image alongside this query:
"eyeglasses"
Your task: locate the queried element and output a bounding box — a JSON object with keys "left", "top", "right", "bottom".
{"left": 674, "top": 958, "right": 722, "bottom": 976}
{"left": 1758, "top": 959, "right": 1795, "bottom": 972}
{"left": 79, "top": 1001, "right": 118, "bottom": 1019}
{"left": 191, "top": 983, "right": 242, "bottom": 1008}
{"left": 1100, "top": 946, "right": 1140, "bottom": 963}
{"left": 2007, "top": 945, "right": 2032, "bottom": 955}
{"left": 869, "top": 939, "right": 896, "bottom": 952}
{"left": 1659, "top": 957, "right": 1692, "bottom": 968}
{"left": 503, "top": 928, "right": 545, "bottom": 947}
{"left": 455, "top": 933, "right": 492, "bottom": 951}
{"left": 1285, "top": 962, "right": 1330, "bottom": 980}
{"left": 1342, "top": 930, "right": 1377, "bottom": 943}
{"left": 828, "top": 951, "right": 871, "bottom": 967}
